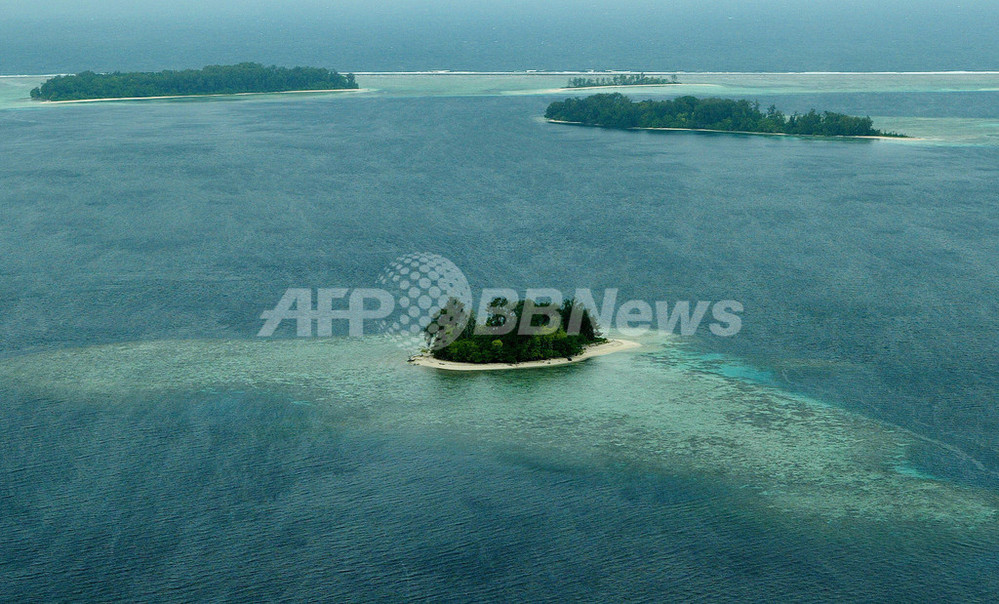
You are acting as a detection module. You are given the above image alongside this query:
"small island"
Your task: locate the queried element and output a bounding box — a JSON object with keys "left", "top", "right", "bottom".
{"left": 545, "top": 93, "right": 906, "bottom": 138}
{"left": 30, "top": 63, "right": 359, "bottom": 102}
{"left": 410, "top": 297, "right": 638, "bottom": 370}
{"left": 566, "top": 73, "right": 679, "bottom": 89}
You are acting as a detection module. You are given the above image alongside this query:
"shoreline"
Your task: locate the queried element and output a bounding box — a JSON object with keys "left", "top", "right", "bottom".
{"left": 38, "top": 88, "right": 369, "bottom": 104}
{"left": 409, "top": 339, "right": 641, "bottom": 371}
{"left": 546, "top": 119, "right": 916, "bottom": 141}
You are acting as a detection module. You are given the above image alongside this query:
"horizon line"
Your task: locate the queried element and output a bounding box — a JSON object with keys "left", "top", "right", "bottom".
{"left": 4, "top": 70, "right": 999, "bottom": 78}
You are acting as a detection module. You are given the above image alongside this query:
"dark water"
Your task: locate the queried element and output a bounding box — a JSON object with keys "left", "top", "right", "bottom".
{"left": 3, "top": 1, "right": 999, "bottom": 74}
{"left": 2, "top": 85, "right": 999, "bottom": 597}
{"left": 2, "top": 383, "right": 996, "bottom": 602}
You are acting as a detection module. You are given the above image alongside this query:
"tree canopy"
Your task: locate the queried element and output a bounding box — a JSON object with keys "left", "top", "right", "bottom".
{"left": 30, "top": 63, "right": 358, "bottom": 101}
{"left": 545, "top": 93, "right": 905, "bottom": 137}
{"left": 567, "top": 73, "right": 679, "bottom": 88}
{"left": 427, "top": 298, "right": 604, "bottom": 364}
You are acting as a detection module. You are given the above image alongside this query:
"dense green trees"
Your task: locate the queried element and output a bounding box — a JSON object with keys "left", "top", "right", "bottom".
{"left": 567, "top": 73, "right": 679, "bottom": 88}
{"left": 545, "top": 93, "right": 905, "bottom": 137}
{"left": 427, "top": 298, "right": 604, "bottom": 364}
{"left": 30, "top": 63, "right": 358, "bottom": 101}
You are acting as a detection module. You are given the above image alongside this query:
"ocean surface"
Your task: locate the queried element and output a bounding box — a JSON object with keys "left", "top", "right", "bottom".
{"left": 3, "top": 2, "right": 999, "bottom": 74}
{"left": 2, "top": 16, "right": 999, "bottom": 600}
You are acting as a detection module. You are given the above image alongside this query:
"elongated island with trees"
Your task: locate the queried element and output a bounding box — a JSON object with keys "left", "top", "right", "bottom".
{"left": 30, "top": 63, "right": 358, "bottom": 101}
{"left": 425, "top": 298, "right": 604, "bottom": 364}
{"left": 545, "top": 93, "right": 905, "bottom": 137}
{"left": 566, "top": 73, "right": 679, "bottom": 88}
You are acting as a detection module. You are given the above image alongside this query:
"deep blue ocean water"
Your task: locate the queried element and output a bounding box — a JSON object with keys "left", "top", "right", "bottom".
{"left": 2, "top": 8, "right": 999, "bottom": 601}
{"left": 3, "top": 1, "right": 999, "bottom": 74}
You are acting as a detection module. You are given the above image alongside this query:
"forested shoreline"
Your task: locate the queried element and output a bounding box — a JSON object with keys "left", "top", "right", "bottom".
{"left": 30, "top": 63, "right": 358, "bottom": 101}
{"left": 428, "top": 298, "right": 604, "bottom": 364}
{"left": 545, "top": 93, "right": 905, "bottom": 137}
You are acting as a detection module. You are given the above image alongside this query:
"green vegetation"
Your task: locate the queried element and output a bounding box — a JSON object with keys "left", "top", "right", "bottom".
{"left": 30, "top": 63, "right": 358, "bottom": 101}
{"left": 427, "top": 298, "right": 605, "bottom": 364}
{"left": 567, "top": 73, "right": 679, "bottom": 88}
{"left": 545, "top": 93, "right": 906, "bottom": 137}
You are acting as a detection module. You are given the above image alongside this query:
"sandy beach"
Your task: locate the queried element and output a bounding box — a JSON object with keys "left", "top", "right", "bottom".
{"left": 40, "top": 88, "right": 370, "bottom": 104}
{"left": 409, "top": 339, "right": 641, "bottom": 371}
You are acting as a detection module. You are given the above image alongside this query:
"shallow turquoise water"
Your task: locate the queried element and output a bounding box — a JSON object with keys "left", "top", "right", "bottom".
{"left": 8, "top": 72, "right": 999, "bottom": 145}
{"left": 2, "top": 337, "right": 997, "bottom": 600}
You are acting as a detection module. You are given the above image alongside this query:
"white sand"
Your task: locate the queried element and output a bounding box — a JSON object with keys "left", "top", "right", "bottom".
{"left": 409, "top": 339, "right": 641, "bottom": 371}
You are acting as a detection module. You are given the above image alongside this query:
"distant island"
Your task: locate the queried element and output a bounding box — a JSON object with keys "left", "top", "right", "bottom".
{"left": 30, "top": 63, "right": 359, "bottom": 102}
{"left": 566, "top": 73, "right": 679, "bottom": 88}
{"left": 545, "top": 93, "right": 906, "bottom": 138}
{"left": 417, "top": 297, "right": 608, "bottom": 366}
